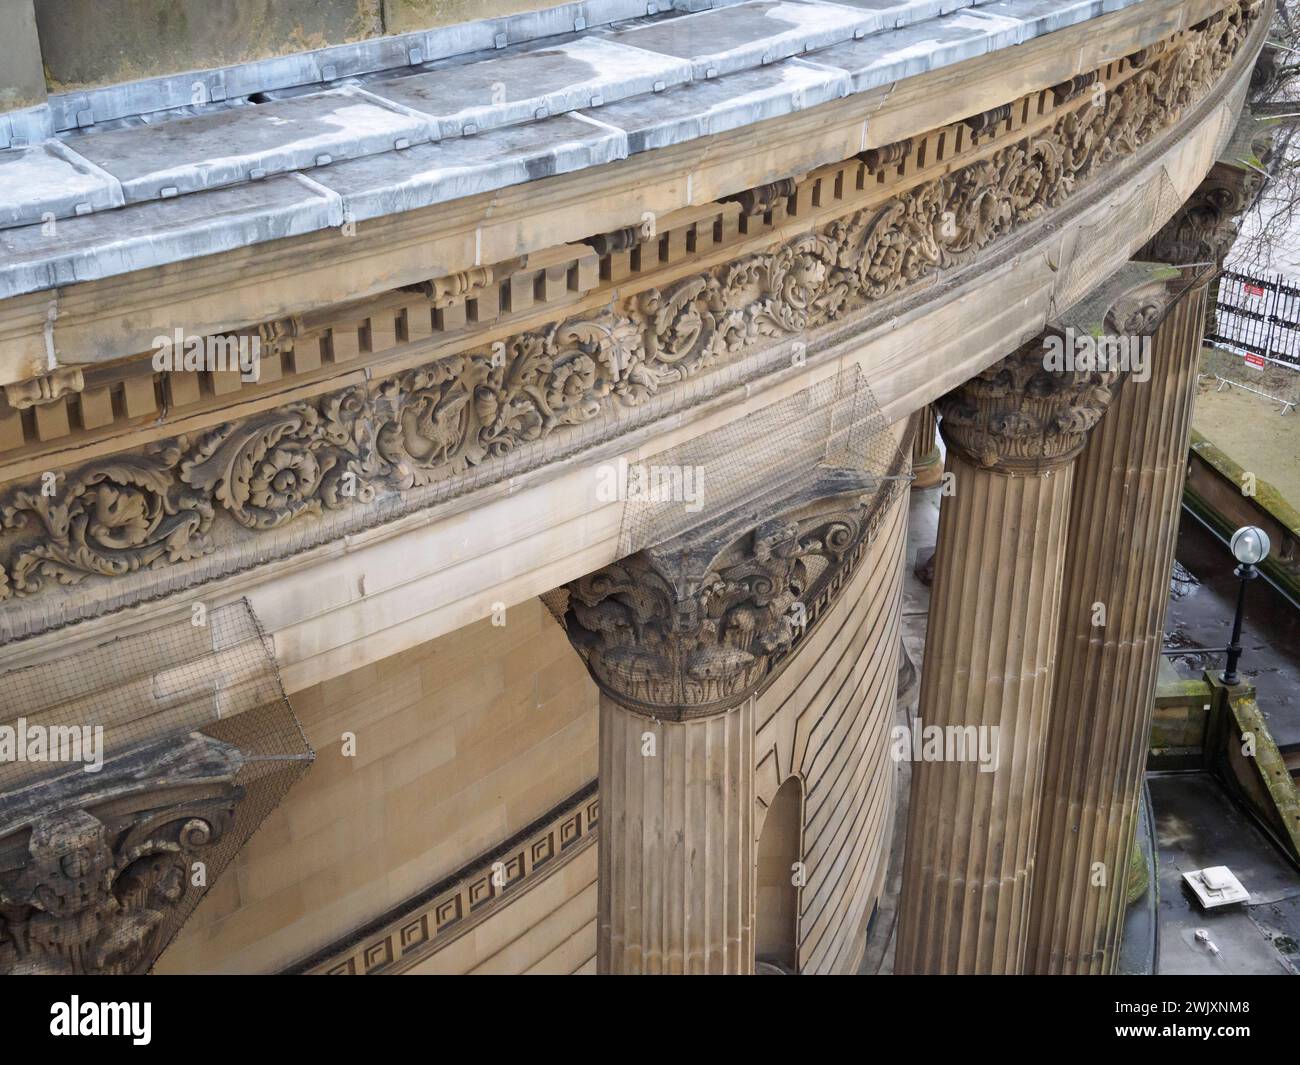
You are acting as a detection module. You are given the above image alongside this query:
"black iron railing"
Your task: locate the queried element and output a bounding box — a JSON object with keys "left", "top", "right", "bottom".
{"left": 1206, "top": 267, "right": 1300, "bottom": 369}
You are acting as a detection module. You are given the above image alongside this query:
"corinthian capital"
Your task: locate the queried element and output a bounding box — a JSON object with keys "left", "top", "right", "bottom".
{"left": 939, "top": 341, "right": 1121, "bottom": 473}
{"left": 557, "top": 468, "right": 889, "bottom": 720}
{"left": 0, "top": 733, "right": 243, "bottom": 975}
{"left": 1139, "top": 112, "right": 1275, "bottom": 267}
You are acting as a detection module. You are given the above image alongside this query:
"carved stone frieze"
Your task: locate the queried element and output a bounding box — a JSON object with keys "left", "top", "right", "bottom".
{"left": 558, "top": 468, "right": 889, "bottom": 719}
{"left": 0, "top": 1, "right": 1264, "bottom": 606}
{"left": 0, "top": 733, "right": 242, "bottom": 975}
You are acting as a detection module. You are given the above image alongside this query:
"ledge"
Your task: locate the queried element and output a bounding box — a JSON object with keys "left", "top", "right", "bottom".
{"left": 0, "top": 0, "right": 1184, "bottom": 309}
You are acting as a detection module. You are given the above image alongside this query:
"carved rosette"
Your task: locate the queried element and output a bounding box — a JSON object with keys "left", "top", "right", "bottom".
{"left": 0, "top": 1, "right": 1264, "bottom": 607}
{"left": 0, "top": 734, "right": 242, "bottom": 975}
{"left": 559, "top": 469, "right": 885, "bottom": 719}
{"left": 938, "top": 339, "right": 1122, "bottom": 473}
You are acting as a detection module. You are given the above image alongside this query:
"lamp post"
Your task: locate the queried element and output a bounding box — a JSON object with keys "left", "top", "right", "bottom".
{"left": 1222, "top": 525, "right": 1271, "bottom": 686}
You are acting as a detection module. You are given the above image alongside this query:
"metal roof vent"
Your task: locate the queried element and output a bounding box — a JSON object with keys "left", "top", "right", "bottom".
{"left": 1182, "top": 865, "right": 1251, "bottom": 909}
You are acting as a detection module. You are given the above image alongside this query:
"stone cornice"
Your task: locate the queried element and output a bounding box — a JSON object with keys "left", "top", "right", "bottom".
{"left": 0, "top": 0, "right": 1247, "bottom": 390}
{"left": 0, "top": 0, "right": 1268, "bottom": 645}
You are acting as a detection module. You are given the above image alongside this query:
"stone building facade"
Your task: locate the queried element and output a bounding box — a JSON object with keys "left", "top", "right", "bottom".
{"left": 0, "top": 0, "right": 1273, "bottom": 974}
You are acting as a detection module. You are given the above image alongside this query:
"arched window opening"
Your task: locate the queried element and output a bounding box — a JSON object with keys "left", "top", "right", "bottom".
{"left": 755, "top": 776, "right": 803, "bottom": 973}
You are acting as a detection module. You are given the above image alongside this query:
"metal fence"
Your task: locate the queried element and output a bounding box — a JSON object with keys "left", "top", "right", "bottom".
{"left": 1207, "top": 267, "right": 1300, "bottom": 366}
{"left": 1204, "top": 266, "right": 1300, "bottom": 413}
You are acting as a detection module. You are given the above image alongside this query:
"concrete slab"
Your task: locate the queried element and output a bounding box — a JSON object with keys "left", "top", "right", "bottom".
{"left": 0, "top": 141, "right": 124, "bottom": 229}
{"left": 67, "top": 89, "right": 436, "bottom": 203}
{"left": 578, "top": 61, "right": 849, "bottom": 153}
{"left": 308, "top": 114, "right": 626, "bottom": 223}
{"left": 367, "top": 37, "right": 693, "bottom": 137}
{"left": 0, "top": 175, "right": 342, "bottom": 299}
{"left": 603, "top": 0, "right": 880, "bottom": 79}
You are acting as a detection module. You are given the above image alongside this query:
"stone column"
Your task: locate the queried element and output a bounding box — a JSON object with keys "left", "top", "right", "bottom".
{"left": 597, "top": 693, "right": 754, "bottom": 973}
{"left": 910, "top": 404, "right": 943, "bottom": 490}
{"left": 894, "top": 341, "right": 1120, "bottom": 975}
{"left": 1026, "top": 270, "right": 1214, "bottom": 973}
{"left": 557, "top": 467, "right": 892, "bottom": 973}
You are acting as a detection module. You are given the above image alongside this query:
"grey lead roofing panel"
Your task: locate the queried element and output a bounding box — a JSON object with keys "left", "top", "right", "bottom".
{"left": 0, "top": 175, "right": 341, "bottom": 293}
{"left": 307, "top": 114, "right": 626, "bottom": 222}
{"left": 66, "top": 88, "right": 437, "bottom": 203}
{"left": 801, "top": 9, "right": 1023, "bottom": 88}
{"left": 0, "top": 141, "right": 124, "bottom": 228}
{"left": 579, "top": 61, "right": 850, "bottom": 153}
{"left": 601, "top": 0, "right": 882, "bottom": 78}
{"left": 370, "top": 37, "right": 695, "bottom": 136}
{"left": 0, "top": 0, "right": 1153, "bottom": 299}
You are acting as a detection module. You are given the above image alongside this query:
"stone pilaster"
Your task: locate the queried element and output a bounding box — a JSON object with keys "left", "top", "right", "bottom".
{"left": 557, "top": 467, "right": 895, "bottom": 972}
{"left": 1027, "top": 276, "right": 1211, "bottom": 973}
{"left": 910, "top": 404, "right": 943, "bottom": 491}
{"left": 894, "top": 340, "right": 1120, "bottom": 974}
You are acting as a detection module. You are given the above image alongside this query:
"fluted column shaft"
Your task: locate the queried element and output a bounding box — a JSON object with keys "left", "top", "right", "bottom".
{"left": 895, "top": 450, "right": 1074, "bottom": 973}
{"left": 911, "top": 404, "right": 943, "bottom": 490}
{"left": 598, "top": 693, "right": 755, "bottom": 973}
{"left": 1028, "top": 281, "right": 1209, "bottom": 973}
{"left": 895, "top": 339, "right": 1119, "bottom": 974}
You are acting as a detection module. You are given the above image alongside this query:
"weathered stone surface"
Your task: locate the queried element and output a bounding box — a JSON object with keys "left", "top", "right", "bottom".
{"left": 559, "top": 467, "right": 887, "bottom": 719}
{"left": 0, "top": 0, "right": 1175, "bottom": 297}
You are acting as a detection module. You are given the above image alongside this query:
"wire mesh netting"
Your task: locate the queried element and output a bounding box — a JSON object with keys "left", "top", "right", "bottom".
{"left": 0, "top": 598, "right": 312, "bottom": 973}
{"left": 616, "top": 364, "right": 906, "bottom": 559}
{"left": 540, "top": 364, "right": 908, "bottom": 623}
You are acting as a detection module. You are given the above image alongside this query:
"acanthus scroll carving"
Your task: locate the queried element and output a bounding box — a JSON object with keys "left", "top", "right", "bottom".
{"left": 0, "top": 734, "right": 242, "bottom": 975}
{"left": 938, "top": 338, "right": 1122, "bottom": 472}
{"left": 0, "top": 0, "right": 1264, "bottom": 603}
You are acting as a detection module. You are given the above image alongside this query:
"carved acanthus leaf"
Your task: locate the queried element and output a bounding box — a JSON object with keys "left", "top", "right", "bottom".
{"left": 0, "top": 734, "right": 241, "bottom": 975}
{"left": 559, "top": 469, "right": 891, "bottom": 719}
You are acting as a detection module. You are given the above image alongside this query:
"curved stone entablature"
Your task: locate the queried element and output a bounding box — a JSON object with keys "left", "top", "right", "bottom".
{"left": 0, "top": 0, "right": 1257, "bottom": 384}
{"left": 0, "top": 0, "right": 1268, "bottom": 643}
{"left": 559, "top": 467, "right": 894, "bottom": 719}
